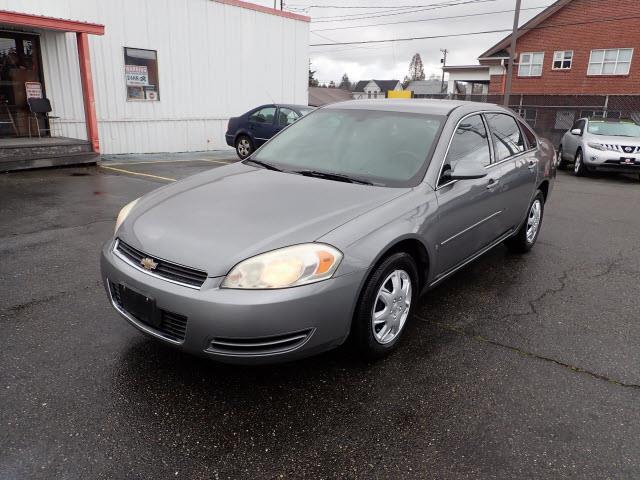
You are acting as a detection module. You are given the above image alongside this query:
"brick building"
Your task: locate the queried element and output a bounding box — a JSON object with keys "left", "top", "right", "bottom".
{"left": 481, "top": 0, "right": 640, "bottom": 96}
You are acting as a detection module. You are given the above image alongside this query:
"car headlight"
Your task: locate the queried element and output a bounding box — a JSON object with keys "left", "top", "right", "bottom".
{"left": 221, "top": 243, "right": 343, "bottom": 289}
{"left": 114, "top": 198, "right": 139, "bottom": 234}
{"left": 588, "top": 142, "right": 606, "bottom": 151}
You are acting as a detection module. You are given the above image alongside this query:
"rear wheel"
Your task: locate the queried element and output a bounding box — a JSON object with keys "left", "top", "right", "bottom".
{"left": 557, "top": 146, "right": 568, "bottom": 170}
{"left": 505, "top": 190, "right": 545, "bottom": 254}
{"left": 352, "top": 252, "right": 418, "bottom": 360}
{"left": 235, "top": 135, "right": 253, "bottom": 159}
{"left": 574, "top": 149, "right": 588, "bottom": 177}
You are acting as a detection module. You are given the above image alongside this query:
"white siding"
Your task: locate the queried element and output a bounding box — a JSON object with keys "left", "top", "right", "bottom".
{"left": 1, "top": 0, "right": 309, "bottom": 153}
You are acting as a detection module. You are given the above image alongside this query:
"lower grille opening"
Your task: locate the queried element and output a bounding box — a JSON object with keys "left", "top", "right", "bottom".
{"left": 207, "top": 329, "right": 314, "bottom": 356}
{"left": 109, "top": 281, "right": 188, "bottom": 342}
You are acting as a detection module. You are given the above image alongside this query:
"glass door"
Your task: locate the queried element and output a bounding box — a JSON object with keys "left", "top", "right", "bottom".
{"left": 0, "top": 32, "right": 44, "bottom": 137}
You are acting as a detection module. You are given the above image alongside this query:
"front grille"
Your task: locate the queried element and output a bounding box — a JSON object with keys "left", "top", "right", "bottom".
{"left": 207, "top": 329, "right": 314, "bottom": 356}
{"left": 601, "top": 144, "right": 640, "bottom": 154}
{"left": 109, "top": 281, "right": 188, "bottom": 342}
{"left": 115, "top": 239, "right": 208, "bottom": 288}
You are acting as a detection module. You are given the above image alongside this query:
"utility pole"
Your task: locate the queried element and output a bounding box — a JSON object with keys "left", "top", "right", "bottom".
{"left": 280, "top": 0, "right": 284, "bottom": 10}
{"left": 440, "top": 48, "right": 448, "bottom": 94}
{"left": 503, "top": 0, "right": 522, "bottom": 107}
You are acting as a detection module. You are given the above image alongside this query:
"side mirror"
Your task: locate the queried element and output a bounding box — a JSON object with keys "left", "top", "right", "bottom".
{"left": 570, "top": 128, "right": 582, "bottom": 135}
{"left": 443, "top": 164, "right": 488, "bottom": 181}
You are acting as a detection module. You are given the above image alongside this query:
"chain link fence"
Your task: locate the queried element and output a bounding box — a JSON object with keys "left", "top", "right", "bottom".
{"left": 411, "top": 93, "right": 640, "bottom": 146}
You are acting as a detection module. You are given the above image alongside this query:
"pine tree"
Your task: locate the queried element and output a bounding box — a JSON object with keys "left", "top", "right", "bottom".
{"left": 309, "top": 62, "right": 319, "bottom": 87}
{"left": 339, "top": 73, "right": 351, "bottom": 90}
{"left": 403, "top": 53, "right": 426, "bottom": 88}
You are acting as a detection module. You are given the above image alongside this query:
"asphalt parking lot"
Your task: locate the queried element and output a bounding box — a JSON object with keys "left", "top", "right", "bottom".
{"left": 1, "top": 156, "right": 640, "bottom": 479}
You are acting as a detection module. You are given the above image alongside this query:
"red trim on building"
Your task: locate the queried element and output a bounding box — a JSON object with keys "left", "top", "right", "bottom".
{"left": 0, "top": 10, "right": 104, "bottom": 35}
{"left": 76, "top": 33, "right": 100, "bottom": 153}
{"left": 214, "top": 0, "right": 310, "bottom": 22}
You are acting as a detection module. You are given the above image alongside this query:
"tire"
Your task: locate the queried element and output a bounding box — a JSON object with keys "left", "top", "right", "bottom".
{"left": 574, "top": 149, "right": 588, "bottom": 177}
{"left": 235, "top": 135, "right": 253, "bottom": 159}
{"left": 505, "top": 190, "right": 545, "bottom": 254}
{"left": 352, "top": 252, "right": 418, "bottom": 360}
{"left": 557, "top": 146, "right": 568, "bottom": 170}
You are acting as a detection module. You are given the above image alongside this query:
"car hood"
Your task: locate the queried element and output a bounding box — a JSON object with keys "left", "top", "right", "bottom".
{"left": 586, "top": 134, "right": 640, "bottom": 147}
{"left": 118, "top": 162, "right": 409, "bottom": 277}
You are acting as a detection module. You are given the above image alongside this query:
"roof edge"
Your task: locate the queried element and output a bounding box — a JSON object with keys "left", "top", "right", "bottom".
{"left": 0, "top": 10, "right": 104, "bottom": 35}
{"left": 213, "top": 0, "right": 310, "bottom": 22}
{"left": 478, "top": 0, "right": 572, "bottom": 58}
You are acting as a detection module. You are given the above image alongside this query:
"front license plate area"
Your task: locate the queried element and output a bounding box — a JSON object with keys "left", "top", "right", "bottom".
{"left": 119, "top": 284, "right": 160, "bottom": 328}
{"left": 620, "top": 157, "right": 638, "bottom": 165}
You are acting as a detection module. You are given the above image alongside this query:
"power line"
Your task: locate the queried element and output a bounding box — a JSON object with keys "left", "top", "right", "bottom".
{"left": 312, "top": 0, "right": 500, "bottom": 22}
{"left": 310, "top": 13, "right": 640, "bottom": 46}
{"left": 311, "top": 5, "right": 548, "bottom": 32}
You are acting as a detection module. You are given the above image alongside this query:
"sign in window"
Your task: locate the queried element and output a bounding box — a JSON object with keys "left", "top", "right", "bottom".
{"left": 124, "top": 47, "right": 159, "bottom": 101}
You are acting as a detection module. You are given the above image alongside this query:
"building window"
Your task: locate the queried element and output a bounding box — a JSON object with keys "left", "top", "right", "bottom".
{"left": 553, "top": 50, "right": 573, "bottom": 70}
{"left": 124, "top": 47, "right": 159, "bottom": 101}
{"left": 518, "top": 52, "right": 544, "bottom": 77}
{"left": 587, "top": 48, "right": 633, "bottom": 75}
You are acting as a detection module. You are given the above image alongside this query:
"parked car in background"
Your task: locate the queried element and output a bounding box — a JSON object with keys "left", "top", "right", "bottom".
{"left": 558, "top": 118, "right": 640, "bottom": 178}
{"left": 226, "top": 104, "right": 314, "bottom": 159}
{"left": 102, "top": 100, "right": 555, "bottom": 364}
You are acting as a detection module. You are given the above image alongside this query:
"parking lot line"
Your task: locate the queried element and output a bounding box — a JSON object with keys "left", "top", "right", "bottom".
{"left": 100, "top": 165, "right": 176, "bottom": 182}
{"left": 106, "top": 158, "right": 233, "bottom": 166}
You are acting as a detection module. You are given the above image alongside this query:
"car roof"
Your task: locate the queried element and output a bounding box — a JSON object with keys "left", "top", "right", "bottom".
{"left": 277, "top": 104, "right": 314, "bottom": 110}
{"left": 322, "top": 98, "right": 511, "bottom": 116}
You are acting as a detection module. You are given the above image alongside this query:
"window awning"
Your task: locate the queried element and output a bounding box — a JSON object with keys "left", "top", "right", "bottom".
{"left": 0, "top": 10, "right": 104, "bottom": 35}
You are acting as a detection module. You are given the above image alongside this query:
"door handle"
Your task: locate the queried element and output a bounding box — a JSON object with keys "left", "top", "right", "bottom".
{"left": 486, "top": 178, "right": 500, "bottom": 189}
{"left": 528, "top": 160, "right": 538, "bottom": 170}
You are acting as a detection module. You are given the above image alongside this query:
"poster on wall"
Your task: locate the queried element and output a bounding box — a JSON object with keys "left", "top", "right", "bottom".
{"left": 25, "top": 82, "right": 43, "bottom": 99}
{"left": 125, "top": 65, "right": 149, "bottom": 86}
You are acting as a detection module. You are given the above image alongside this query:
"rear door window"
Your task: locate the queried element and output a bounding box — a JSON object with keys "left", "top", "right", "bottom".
{"left": 519, "top": 121, "right": 537, "bottom": 149}
{"left": 249, "top": 107, "right": 276, "bottom": 124}
{"left": 485, "top": 113, "right": 526, "bottom": 162}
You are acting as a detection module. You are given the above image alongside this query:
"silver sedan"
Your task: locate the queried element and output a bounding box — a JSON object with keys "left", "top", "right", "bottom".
{"left": 101, "top": 100, "right": 556, "bottom": 364}
{"left": 558, "top": 117, "right": 640, "bottom": 178}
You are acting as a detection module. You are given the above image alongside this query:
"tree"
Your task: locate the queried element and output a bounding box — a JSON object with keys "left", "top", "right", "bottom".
{"left": 328, "top": 81, "right": 336, "bottom": 88}
{"left": 309, "top": 62, "right": 319, "bottom": 87}
{"left": 403, "top": 53, "right": 426, "bottom": 88}
{"left": 339, "top": 73, "right": 351, "bottom": 90}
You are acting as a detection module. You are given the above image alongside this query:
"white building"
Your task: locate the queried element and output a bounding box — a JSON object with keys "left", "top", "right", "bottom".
{"left": 0, "top": 0, "right": 309, "bottom": 167}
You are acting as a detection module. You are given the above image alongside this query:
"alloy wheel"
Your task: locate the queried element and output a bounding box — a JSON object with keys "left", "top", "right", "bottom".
{"left": 371, "top": 269, "right": 412, "bottom": 344}
{"left": 237, "top": 138, "right": 251, "bottom": 158}
{"left": 526, "top": 199, "right": 542, "bottom": 244}
{"left": 574, "top": 151, "right": 582, "bottom": 174}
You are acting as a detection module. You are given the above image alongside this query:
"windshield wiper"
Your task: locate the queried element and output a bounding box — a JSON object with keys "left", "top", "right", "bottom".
{"left": 243, "top": 158, "right": 282, "bottom": 171}
{"left": 292, "top": 170, "right": 373, "bottom": 185}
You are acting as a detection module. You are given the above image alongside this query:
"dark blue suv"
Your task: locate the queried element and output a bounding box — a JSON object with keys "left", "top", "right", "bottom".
{"left": 225, "top": 104, "right": 314, "bottom": 158}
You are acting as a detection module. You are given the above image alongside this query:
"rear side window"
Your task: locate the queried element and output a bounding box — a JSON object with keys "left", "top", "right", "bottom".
{"left": 249, "top": 107, "right": 276, "bottom": 124}
{"left": 444, "top": 114, "right": 491, "bottom": 173}
{"left": 485, "top": 113, "right": 525, "bottom": 161}
{"left": 520, "top": 121, "right": 537, "bottom": 149}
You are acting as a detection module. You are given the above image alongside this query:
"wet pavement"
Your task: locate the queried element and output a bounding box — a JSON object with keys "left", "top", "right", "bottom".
{"left": 1, "top": 158, "right": 640, "bottom": 479}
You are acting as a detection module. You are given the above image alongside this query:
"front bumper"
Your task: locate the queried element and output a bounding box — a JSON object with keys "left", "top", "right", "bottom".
{"left": 100, "top": 241, "right": 365, "bottom": 364}
{"left": 583, "top": 147, "right": 640, "bottom": 173}
{"left": 225, "top": 133, "right": 234, "bottom": 148}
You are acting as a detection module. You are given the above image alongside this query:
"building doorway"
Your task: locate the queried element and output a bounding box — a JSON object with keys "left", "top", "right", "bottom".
{"left": 0, "top": 31, "right": 45, "bottom": 138}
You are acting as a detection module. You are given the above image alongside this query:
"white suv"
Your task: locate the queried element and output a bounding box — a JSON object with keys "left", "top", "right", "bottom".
{"left": 558, "top": 118, "right": 640, "bottom": 179}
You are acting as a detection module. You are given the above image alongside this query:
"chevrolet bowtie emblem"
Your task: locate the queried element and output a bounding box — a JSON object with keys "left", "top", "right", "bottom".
{"left": 140, "top": 257, "right": 158, "bottom": 270}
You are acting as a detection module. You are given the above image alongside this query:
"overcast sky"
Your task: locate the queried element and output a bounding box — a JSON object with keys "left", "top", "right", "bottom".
{"left": 251, "top": 0, "right": 552, "bottom": 85}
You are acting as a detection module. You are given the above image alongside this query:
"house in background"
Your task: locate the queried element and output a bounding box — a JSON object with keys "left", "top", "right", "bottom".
{"left": 352, "top": 80, "right": 402, "bottom": 99}
{"left": 308, "top": 87, "right": 352, "bottom": 106}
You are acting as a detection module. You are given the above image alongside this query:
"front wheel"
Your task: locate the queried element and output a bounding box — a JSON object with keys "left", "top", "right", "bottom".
{"left": 235, "top": 135, "right": 253, "bottom": 159}
{"left": 352, "top": 253, "right": 418, "bottom": 360}
{"left": 574, "top": 149, "right": 588, "bottom": 177}
{"left": 505, "top": 191, "right": 545, "bottom": 254}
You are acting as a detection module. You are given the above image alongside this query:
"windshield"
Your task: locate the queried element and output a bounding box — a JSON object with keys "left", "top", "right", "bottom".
{"left": 587, "top": 121, "right": 640, "bottom": 137}
{"left": 299, "top": 108, "right": 314, "bottom": 116}
{"left": 251, "top": 108, "right": 444, "bottom": 187}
